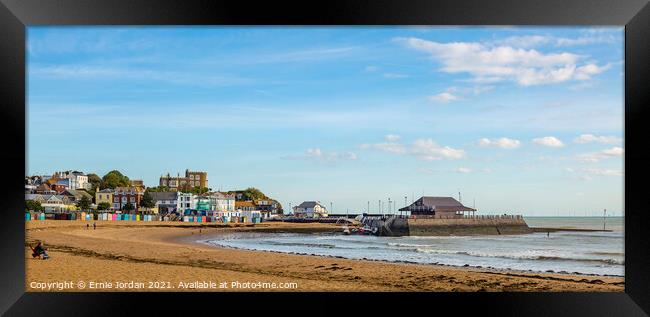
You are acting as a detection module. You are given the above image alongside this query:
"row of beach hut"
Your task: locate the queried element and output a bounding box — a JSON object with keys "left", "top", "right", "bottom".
{"left": 25, "top": 212, "right": 164, "bottom": 222}
{"left": 25, "top": 212, "right": 263, "bottom": 224}
{"left": 181, "top": 215, "right": 261, "bottom": 223}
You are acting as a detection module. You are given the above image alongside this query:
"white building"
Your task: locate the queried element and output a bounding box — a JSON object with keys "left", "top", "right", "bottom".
{"left": 25, "top": 194, "right": 72, "bottom": 212}
{"left": 209, "top": 192, "right": 236, "bottom": 212}
{"left": 293, "top": 201, "right": 328, "bottom": 218}
{"left": 53, "top": 171, "right": 91, "bottom": 190}
{"left": 149, "top": 191, "right": 179, "bottom": 214}
{"left": 178, "top": 192, "right": 195, "bottom": 211}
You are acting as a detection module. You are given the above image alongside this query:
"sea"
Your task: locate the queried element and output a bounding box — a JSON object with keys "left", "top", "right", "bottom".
{"left": 201, "top": 217, "right": 624, "bottom": 277}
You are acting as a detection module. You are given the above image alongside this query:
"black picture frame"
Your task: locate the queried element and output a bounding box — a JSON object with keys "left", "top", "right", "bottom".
{"left": 1, "top": 0, "right": 648, "bottom": 315}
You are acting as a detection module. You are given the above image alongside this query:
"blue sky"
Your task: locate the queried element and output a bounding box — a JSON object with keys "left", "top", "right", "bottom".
{"left": 27, "top": 27, "right": 624, "bottom": 216}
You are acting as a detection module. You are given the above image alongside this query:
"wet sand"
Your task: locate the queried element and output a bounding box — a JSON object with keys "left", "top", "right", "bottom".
{"left": 25, "top": 220, "right": 624, "bottom": 292}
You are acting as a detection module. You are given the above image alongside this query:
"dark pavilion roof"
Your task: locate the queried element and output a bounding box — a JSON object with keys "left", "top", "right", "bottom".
{"left": 398, "top": 196, "right": 476, "bottom": 212}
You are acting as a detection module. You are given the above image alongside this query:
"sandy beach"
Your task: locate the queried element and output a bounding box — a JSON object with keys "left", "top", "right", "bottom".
{"left": 25, "top": 220, "right": 624, "bottom": 292}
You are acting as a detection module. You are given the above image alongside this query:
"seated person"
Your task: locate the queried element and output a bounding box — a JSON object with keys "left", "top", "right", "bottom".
{"left": 31, "top": 241, "right": 49, "bottom": 260}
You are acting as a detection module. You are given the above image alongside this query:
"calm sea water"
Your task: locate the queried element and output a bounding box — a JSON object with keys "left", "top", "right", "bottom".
{"left": 202, "top": 217, "right": 624, "bottom": 276}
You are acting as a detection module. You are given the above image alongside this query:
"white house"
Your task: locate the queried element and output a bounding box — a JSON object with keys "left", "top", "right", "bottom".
{"left": 25, "top": 194, "right": 72, "bottom": 212}
{"left": 53, "top": 171, "right": 91, "bottom": 190}
{"left": 209, "top": 192, "right": 236, "bottom": 212}
{"left": 178, "top": 192, "right": 195, "bottom": 211}
{"left": 149, "top": 191, "right": 179, "bottom": 213}
{"left": 293, "top": 201, "right": 328, "bottom": 218}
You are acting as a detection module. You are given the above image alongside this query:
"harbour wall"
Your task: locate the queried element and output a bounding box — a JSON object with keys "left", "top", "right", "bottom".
{"left": 407, "top": 217, "right": 531, "bottom": 236}
{"left": 364, "top": 215, "right": 531, "bottom": 236}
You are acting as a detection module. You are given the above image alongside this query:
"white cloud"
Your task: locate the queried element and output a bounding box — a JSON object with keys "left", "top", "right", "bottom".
{"left": 495, "top": 31, "right": 619, "bottom": 49}
{"left": 30, "top": 65, "right": 252, "bottom": 88}
{"left": 574, "top": 134, "right": 622, "bottom": 144}
{"left": 496, "top": 35, "right": 553, "bottom": 48}
{"left": 286, "top": 148, "right": 358, "bottom": 163}
{"left": 532, "top": 136, "right": 565, "bottom": 148}
{"left": 582, "top": 168, "right": 623, "bottom": 177}
{"left": 359, "top": 142, "right": 407, "bottom": 154}
{"left": 411, "top": 139, "right": 465, "bottom": 161}
{"left": 455, "top": 167, "right": 472, "bottom": 173}
{"left": 555, "top": 33, "right": 617, "bottom": 46}
{"left": 385, "top": 134, "right": 401, "bottom": 142}
{"left": 361, "top": 137, "right": 465, "bottom": 161}
{"left": 397, "top": 37, "right": 610, "bottom": 86}
{"left": 576, "top": 146, "right": 624, "bottom": 163}
{"left": 477, "top": 137, "right": 521, "bottom": 149}
{"left": 429, "top": 92, "right": 459, "bottom": 103}
{"left": 566, "top": 166, "right": 623, "bottom": 181}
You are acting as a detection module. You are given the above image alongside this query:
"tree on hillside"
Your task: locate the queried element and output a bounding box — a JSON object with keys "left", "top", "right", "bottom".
{"left": 101, "top": 170, "right": 130, "bottom": 189}
{"left": 140, "top": 191, "right": 155, "bottom": 209}
{"left": 180, "top": 186, "right": 210, "bottom": 195}
{"left": 146, "top": 186, "right": 170, "bottom": 193}
{"left": 226, "top": 187, "right": 266, "bottom": 201}
{"left": 97, "top": 202, "right": 111, "bottom": 211}
{"left": 76, "top": 195, "right": 91, "bottom": 211}
{"left": 274, "top": 200, "right": 284, "bottom": 214}
{"left": 26, "top": 200, "right": 44, "bottom": 212}
{"left": 123, "top": 202, "right": 134, "bottom": 213}
{"left": 87, "top": 173, "right": 103, "bottom": 192}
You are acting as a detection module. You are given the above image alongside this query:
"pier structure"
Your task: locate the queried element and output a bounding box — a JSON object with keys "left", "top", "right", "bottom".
{"left": 362, "top": 196, "right": 531, "bottom": 236}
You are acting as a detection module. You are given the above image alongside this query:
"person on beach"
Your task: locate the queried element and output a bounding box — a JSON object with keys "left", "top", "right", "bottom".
{"left": 30, "top": 241, "right": 49, "bottom": 260}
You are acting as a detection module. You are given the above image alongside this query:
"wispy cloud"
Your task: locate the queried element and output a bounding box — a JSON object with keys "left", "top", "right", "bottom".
{"left": 361, "top": 137, "right": 465, "bottom": 161}
{"left": 495, "top": 30, "right": 619, "bottom": 49}
{"left": 455, "top": 167, "right": 472, "bottom": 173}
{"left": 576, "top": 146, "right": 624, "bottom": 163}
{"left": 396, "top": 37, "right": 611, "bottom": 86}
{"left": 384, "top": 134, "right": 401, "bottom": 142}
{"left": 283, "top": 148, "right": 358, "bottom": 163}
{"left": 532, "top": 136, "right": 565, "bottom": 148}
{"left": 574, "top": 133, "right": 622, "bottom": 145}
{"left": 477, "top": 137, "right": 521, "bottom": 149}
{"left": 429, "top": 92, "right": 460, "bottom": 103}
{"left": 566, "top": 166, "right": 623, "bottom": 181}
{"left": 29, "top": 64, "right": 253, "bottom": 88}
